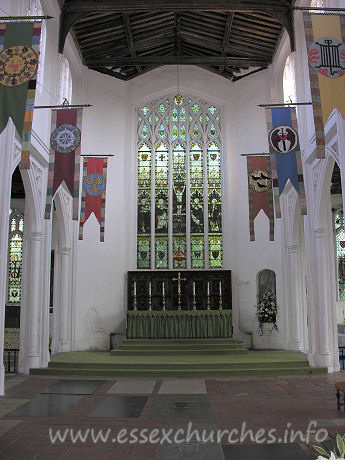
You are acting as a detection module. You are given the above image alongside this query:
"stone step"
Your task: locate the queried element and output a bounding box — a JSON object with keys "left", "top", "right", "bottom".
{"left": 47, "top": 358, "right": 310, "bottom": 370}
{"left": 30, "top": 366, "right": 328, "bottom": 378}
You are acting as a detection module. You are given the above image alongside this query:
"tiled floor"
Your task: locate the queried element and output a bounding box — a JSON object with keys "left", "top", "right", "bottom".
{"left": 0, "top": 373, "right": 345, "bottom": 459}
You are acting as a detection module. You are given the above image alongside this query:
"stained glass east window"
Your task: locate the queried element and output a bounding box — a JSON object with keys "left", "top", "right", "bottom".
{"left": 136, "top": 94, "right": 223, "bottom": 269}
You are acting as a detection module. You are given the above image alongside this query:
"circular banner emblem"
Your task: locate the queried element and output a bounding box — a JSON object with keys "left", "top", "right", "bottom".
{"left": 50, "top": 124, "right": 81, "bottom": 154}
{"left": 83, "top": 173, "right": 105, "bottom": 196}
{"left": 308, "top": 37, "right": 345, "bottom": 78}
{"left": 269, "top": 125, "right": 298, "bottom": 154}
{"left": 248, "top": 169, "right": 271, "bottom": 193}
{"left": 0, "top": 45, "right": 38, "bottom": 87}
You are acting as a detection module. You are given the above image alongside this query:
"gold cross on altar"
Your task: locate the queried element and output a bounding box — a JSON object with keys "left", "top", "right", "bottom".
{"left": 172, "top": 271, "right": 187, "bottom": 310}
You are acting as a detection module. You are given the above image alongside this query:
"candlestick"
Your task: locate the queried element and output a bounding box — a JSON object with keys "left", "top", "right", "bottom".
{"left": 134, "top": 281, "right": 136, "bottom": 296}
{"left": 219, "top": 281, "right": 222, "bottom": 296}
{"left": 207, "top": 281, "right": 210, "bottom": 310}
{"left": 193, "top": 281, "right": 195, "bottom": 296}
{"left": 162, "top": 281, "right": 166, "bottom": 311}
{"left": 148, "top": 281, "right": 152, "bottom": 311}
{"left": 193, "top": 294, "right": 196, "bottom": 311}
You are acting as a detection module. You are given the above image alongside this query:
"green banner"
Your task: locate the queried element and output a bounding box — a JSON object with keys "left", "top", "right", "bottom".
{"left": 0, "top": 23, "right": 38, "bottom": 135}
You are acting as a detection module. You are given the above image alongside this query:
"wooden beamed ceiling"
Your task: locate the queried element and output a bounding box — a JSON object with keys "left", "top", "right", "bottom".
{"left": 58, "top": 0, "right": 295, "bottom": 81}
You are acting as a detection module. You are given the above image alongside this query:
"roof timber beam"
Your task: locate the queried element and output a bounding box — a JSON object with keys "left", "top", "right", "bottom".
{"left": 61, "top": 0, "right": 292, "bottom": 13}
{"left": 123, "top": 13, "right": 143, "bottom": 74}
{"left": 59, "top": 0, "right": 294, "bottom": 53}
{"left": 219, "top": 12, "right": 233, "bottom": 74}
{"left": 86, "top": 55, "right": 269, "bottom": 67}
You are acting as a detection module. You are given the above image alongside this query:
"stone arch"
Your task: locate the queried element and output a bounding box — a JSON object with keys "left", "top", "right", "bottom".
{"left": 8, "top": 152, "right": 49, "bottom": 374}
{"left": 308, "top": 148, "right": 340, "bottom": 370}
{"left": 314, "top": 154, "right": 336, "bottom": 230}
{"left": 280, "top": 182, "right": 308, "bottom": 351}
{"left": 50, "top": 185, "right": 73, "bottom": 355}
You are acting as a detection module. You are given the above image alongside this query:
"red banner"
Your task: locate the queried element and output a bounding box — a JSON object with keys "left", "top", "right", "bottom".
{"left": 79, "top": 157, "right": 108, "bottom": 242}
{"left": 45, "top": 108, "right": 82, "bottom": 220}
{"left": 247, "top": 156, "right": 274, "bottom": 241}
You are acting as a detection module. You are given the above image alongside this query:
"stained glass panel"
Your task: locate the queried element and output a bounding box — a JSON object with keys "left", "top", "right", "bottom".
{"left": 190, "top": 143, "right": 204, "bottom": 268}
{"left": 208, "top": 105, "right": 217, "bottom": 115}
{"left": 173, "top": 236, "right": 187, "bottom": 268}
{"left": 155, "top": 236, "right": 168, "bottom": 268}
{"left": 209, "top": 235, "right": 223, "bottom": 268}
{"left": 174, "top": 94, "right": 184, "bottom": 105}
{"left": 191, "top": 236, "right": 204, "bottom": 268}
{"left": 155, "top": 143, "right": 169, "bottom": 268}
{"left": 137, "top": 237, "right": 150, "bottom": 269}
{"left": 137, "top": 143, "right": 151, "bottom": 268}
{"left": 207, "top": 142, "right": 222, "bottom": 267}
{"left": 142, "top": 124, "right": 149, "bottom": 139}
{"left": 172, "top": 143, "right": 186, "bottom": 268}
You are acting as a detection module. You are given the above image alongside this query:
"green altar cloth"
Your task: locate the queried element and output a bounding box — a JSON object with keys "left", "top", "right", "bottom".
{"left": 126, "top": 310, "right": 232, "bottom": 339}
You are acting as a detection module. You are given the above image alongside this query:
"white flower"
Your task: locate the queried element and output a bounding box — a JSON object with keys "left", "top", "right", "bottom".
{"left": 317, "top": 453, "right": 342, "bottom": 460}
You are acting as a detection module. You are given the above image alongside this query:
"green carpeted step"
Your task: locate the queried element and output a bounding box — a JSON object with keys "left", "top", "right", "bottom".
{"left": 119, "top": 344, "right": 241, "bottom": 351}
{"left": 30, "top": 366, "right": 328, "bottom": 377}
{"left": 47, "top": 358, "right": 310, "bottom": 370}
{"left": 110, "top": 348, "right": 248, "bottom": 356}
{"left": 31, "top": 350, "right": 327, "bottom": 378}
{"left": 122, "top": 338, "right": 237, "bottom": 345}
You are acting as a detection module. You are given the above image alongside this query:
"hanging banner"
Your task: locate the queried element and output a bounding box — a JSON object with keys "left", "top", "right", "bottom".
{"left": 0, "top": 22, "right": 41, "bottom": 168}
{"left": 247, "top": 155, "right": 274, "bottom": 241}
{"left": 45, "top": 108, "right": 82, "bottom": 220}
{"left": 267, "top": 107, "right": 307, "bottom": 218}
{"left": 304, "top": 13, "right": 345, "bottom": 159}
{"left": 79, "top": 157, "right": 107, "bottom": 242}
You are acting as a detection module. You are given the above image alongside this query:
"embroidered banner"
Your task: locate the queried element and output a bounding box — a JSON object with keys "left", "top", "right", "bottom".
{"left": 247, "top": 155, "right": 274, "bottom": 241}
{"left": 304, "top": 13, "right": 345, "bottom": 159}
{"left": 0, "top": 22, "right": 41, "bottom": 168}
{"left": 79, "top": 157, "right": 107, "bottom": 242}
{"left": 45, "top": 108, "right": 82, "bottom": 220}
{"left": 267, "top": 107, "right": 307, "bottom": 218}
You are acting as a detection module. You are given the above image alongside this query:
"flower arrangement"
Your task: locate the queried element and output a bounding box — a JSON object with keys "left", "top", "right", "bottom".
{"left": 256, "top": 289, "right": 278, "bottom": 335}
{"left": 314, "top": 433, "right": 345, "bottom": 459}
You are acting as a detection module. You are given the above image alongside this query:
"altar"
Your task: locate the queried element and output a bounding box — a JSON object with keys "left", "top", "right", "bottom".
{"left": 126, "top": 270, "right": 232, "bottom": 339}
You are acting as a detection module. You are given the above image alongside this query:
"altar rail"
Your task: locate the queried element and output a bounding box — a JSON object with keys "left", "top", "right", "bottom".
{"left": 127, "top": 270, "right": 231, "bottom": 311}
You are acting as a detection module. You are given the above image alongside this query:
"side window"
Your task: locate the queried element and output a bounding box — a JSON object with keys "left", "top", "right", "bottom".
{"left": 57, "top": 55, "right": 72, "bottom": 104}
{"left": 8, "top": 210, "right": 24, "bottom": 304}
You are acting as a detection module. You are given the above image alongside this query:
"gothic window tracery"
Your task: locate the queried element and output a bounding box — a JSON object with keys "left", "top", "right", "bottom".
{"left": 137, "top": 94, "right": 223, "bottom": 269}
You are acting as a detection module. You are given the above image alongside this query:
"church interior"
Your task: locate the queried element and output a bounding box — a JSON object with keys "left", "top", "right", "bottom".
{"left": 1, "top": 0, "right": 345, "bottom": 458}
